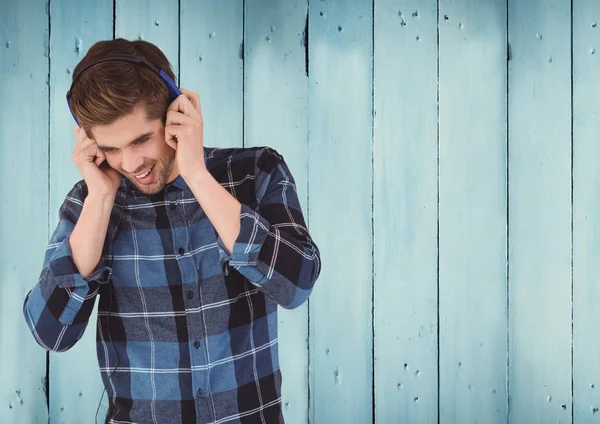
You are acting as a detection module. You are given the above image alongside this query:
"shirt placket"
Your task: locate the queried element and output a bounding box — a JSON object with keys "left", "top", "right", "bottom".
{"left": 166, "top": 188, "right": 212, "bottom": 420}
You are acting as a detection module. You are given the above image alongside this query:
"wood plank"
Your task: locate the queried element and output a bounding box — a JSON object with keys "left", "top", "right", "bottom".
{"left": 46, "top": 1, "right": 116, "bottom": 421}
{"left": 180, "top": 0, "right": 243, "bottom": 149}
{"left": 243, "top": 2, "right": 309, "bottom": 423}
{"left": 307, "top": 1, "right": 373, "bottom": 422}
{"left": 373, "top": 1, "right": 438, "bottom": 422}
{"left": 0, "top": 0, "right": 50, "bottom": 422}
{"left": 438, "top": 1, "right": 509, "bottom": 422}
{"left": 116, "top": 0, "right": 179, "bottom": 78}
{"left": 573, "top": 0, "right": 600, "bottom": 421}
{"left": 508, "top": 0, "right": 572, "bottom": 422}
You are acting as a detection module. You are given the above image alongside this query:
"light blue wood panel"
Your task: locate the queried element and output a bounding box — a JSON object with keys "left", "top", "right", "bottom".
{"left": 573, "top": 0, "right": 600, "bottom": 421}
{"left": 47, "top": 1, "right": 113, "bottom": 422}
{"left": 508, "top": 0, "right": 572, "bottom": 422}
{"left": 373, "top": 1, "right": 438, "bottom": 422}
{"left": 244, "top": 2, "right": 309, "bottom": 423}
{"left": 180, "top": 0, "right": 243, "bottom": 148}
{"left": 308, "top": 1, "right": 373, "bottom": 423}
{"left": 0, "top": 0, "right": 49, "bottom": 422}
{"left": 439, "top": 1, "right": 508, "bottom": 423}
{"left": 116, "top": 0, "right": 179, "bottom": 78}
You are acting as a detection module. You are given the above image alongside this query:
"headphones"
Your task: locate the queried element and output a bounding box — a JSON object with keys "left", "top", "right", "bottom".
{"left": 65, "top": 54, "right": 181, "bottom": 423}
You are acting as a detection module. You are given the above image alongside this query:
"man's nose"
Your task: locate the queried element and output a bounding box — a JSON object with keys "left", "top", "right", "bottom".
{"left": 121, "top": 152, "right": 144, "bottom": 175}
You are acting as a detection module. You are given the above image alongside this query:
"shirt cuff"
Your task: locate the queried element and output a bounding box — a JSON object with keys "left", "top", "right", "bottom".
{"left": 48, "top": 235, "right": 112, "bottom": 289}
{"left": 217, "top": 204, "right": 271, "bottom": 285}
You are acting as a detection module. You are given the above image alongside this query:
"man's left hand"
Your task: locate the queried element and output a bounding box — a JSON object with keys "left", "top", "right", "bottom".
{"left": 165, "top": 88, "right": 205, "bottom": 180}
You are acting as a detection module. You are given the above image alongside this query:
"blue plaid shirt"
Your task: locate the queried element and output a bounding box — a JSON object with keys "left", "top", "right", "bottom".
{"left": 23, "top": 146, "right": 321, "bottom": 424}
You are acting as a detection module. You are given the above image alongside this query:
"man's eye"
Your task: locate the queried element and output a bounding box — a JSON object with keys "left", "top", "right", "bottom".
{"left": 103, "top": 148, "right": 115, "bottom": 153}
{"left": 134, "top": 138, "right": 149, "bottom": 146}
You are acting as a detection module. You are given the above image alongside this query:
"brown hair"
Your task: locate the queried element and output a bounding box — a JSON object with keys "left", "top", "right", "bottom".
{"left": 68, "top": 38, "right": 177, "bottom": 139}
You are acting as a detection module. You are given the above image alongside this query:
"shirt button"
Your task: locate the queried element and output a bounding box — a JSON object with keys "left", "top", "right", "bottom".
{"left": 197, "top": 388, "right": 204, "bottom": 398}
{"left": 221, "top": 260, "right": 230, "bottom": 276}
{"left": 170, "top": 202, "right": 176, "bottom": 210}
{"left": 193, "top": 340, "right": 200, "bottom": 349}
{"left": 178, "top": 247, "right": 185, "bottom": 255}
{"left": 187, "top": 290, "right": 194, "bottom": 300}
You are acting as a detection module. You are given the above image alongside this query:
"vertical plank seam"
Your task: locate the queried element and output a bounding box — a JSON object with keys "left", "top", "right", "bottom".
{"left": 570, "top": 0, "right": 575, "bottom": 420}
{"left": 112, "top": 0, "right": 115, "bottom": 38}
{"left": 371, "top": 0, "right": 376, "bottom": 422}
{"left": 305, "top": 2, "right": 312, "bottom": 423}
{"left": 303, "top": 12, "right": 309, "bottom": 77}
{"left": 505, "top": 0, "right": 510, "bottom": 421}
{"left": 436, "top": 0, "right": 441, "bottom": 422}
{"left": 46, "top": 0, "right": 52, "bottom": 416}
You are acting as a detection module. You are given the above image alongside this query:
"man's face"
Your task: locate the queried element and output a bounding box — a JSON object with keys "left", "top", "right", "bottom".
{"left": 90, "top": 103, "right": 178, "bottom": 195}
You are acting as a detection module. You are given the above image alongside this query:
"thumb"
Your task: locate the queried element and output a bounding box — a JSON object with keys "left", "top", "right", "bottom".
{"left": 94, "top": 147, "right": 107, "bottom": 167}
{"left": 165, "top": 124, "right": 178, "bottom": 150}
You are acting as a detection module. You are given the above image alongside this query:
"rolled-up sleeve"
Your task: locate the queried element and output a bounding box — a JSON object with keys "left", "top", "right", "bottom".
{"left": 23, "top": 182, "right": 112, "bottom": 352}
{"left": 217, "top": 147, "right": 321, "bottom": 309}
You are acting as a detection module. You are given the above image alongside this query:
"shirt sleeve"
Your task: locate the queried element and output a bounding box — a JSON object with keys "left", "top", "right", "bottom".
{"left": 217, "top": 147, "right": 321, "bottom": 309}
{"left": 22, "top": 181, "right": 112, "bottom": 352}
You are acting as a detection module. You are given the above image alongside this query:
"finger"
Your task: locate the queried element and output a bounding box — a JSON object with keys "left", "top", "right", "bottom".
{"left": 73, "top": 125, "right": 85, "bottom": 145}
{"left": 164, "top": 124, "right": 180, "bottom": 150}
{"left": 179, "top": 88, "right": 201, "bottom": 115}
{"left": 74, "top": 125, "right": 95, "bottom": 147}
{"left": 73, "top": 128, "right": 95, "bottom": 160}
{"left": 75, "top": 138, "right": 96, "bottom": 159}
{"left": 93, "top": 148, "right": 107, "bottom": 167}
{"left": 179, "top": 88, "right": 191, "bottom": 98}
{"left": 74, "top": 125, "right": 88, "bottom": 142}
{"left": 167, "top": 94, "right": 201, "bottom": 120}
{"left": 165, "top": 109, "right": 197, "bottom": 127}
{"left": 183, "top": 91, "right": 199, "bottom": 113}
{"left": 80, "top": 143, "right": 103, "bottom": 165}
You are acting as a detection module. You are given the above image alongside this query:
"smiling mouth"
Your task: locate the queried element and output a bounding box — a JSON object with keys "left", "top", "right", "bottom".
{"left": 133, "top": 164, "right": 155, "bottom": 184}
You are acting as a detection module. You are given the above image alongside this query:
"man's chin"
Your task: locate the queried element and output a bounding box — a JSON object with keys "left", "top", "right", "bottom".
{"left": 128, "top": 177, "right": 165, "bottom": 195}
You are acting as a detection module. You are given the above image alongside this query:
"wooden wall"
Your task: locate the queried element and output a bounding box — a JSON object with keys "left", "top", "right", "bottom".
{"left": 2, "top": 0, "right": 600, "bottom": 423}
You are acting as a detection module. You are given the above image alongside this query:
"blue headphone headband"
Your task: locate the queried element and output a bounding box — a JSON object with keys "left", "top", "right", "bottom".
{"left": 66, "top": 54, "right": 181, "bottom": 125}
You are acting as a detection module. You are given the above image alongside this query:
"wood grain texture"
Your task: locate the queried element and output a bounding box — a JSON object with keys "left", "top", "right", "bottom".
{"left": 508, "top": 0, "right": 573, "bottom": 422}
{"left": 180, "top": 0, "right": 243, "bottom": 149}
{"left": 307, "top": 1, "right": 373, "bottom": 423}
{"left": 573, "top": 0, "right": 600, "bottom": 422}
{"left": 243, "top": 1, "right": 309, "bottom": 423}
{"left": 46, "top": 1, "right": 113, "bottom": 422}
{"left": 6, "top": 1, "right": 599, "bottom": 423}
{"left": 439, "top": 1, "right": 508, "bottom": 422}
{"left": 373, "top": 0, "right": 438, "bottom": 422}
{"left": 0, "top": 0, "right": 50, "bottom": 422}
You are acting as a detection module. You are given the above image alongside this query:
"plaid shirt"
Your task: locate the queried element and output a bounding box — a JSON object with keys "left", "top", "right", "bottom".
{"left": 23, "top": 146, "right": 321, "bottom": 424}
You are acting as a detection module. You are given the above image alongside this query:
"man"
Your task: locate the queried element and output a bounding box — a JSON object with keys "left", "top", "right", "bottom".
{"left": 22, "top": 38, "right": 321, "bottom": 424}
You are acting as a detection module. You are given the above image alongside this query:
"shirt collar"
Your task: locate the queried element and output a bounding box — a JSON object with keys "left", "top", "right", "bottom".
{"left": 169, "top": 174, "right": 189, "bottom": 190}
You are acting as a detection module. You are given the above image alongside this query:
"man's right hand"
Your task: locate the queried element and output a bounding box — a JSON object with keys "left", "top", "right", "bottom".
{"left": 72, "top": 125, "right": 121, "bottom": 198}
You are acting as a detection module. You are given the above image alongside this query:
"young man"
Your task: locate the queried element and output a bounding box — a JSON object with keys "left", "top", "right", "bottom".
{"left": 22, "top": 38, "right": 321, "bottom": 424}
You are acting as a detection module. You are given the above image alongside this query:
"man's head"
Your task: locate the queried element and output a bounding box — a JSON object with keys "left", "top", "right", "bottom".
{"left": 69, "top": 38, "right": 178, "bottom": 195}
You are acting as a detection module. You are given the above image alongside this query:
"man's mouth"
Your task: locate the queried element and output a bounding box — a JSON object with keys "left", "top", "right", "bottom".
{"left": 133, "top": 164, "right": 155, "bottom": 184}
